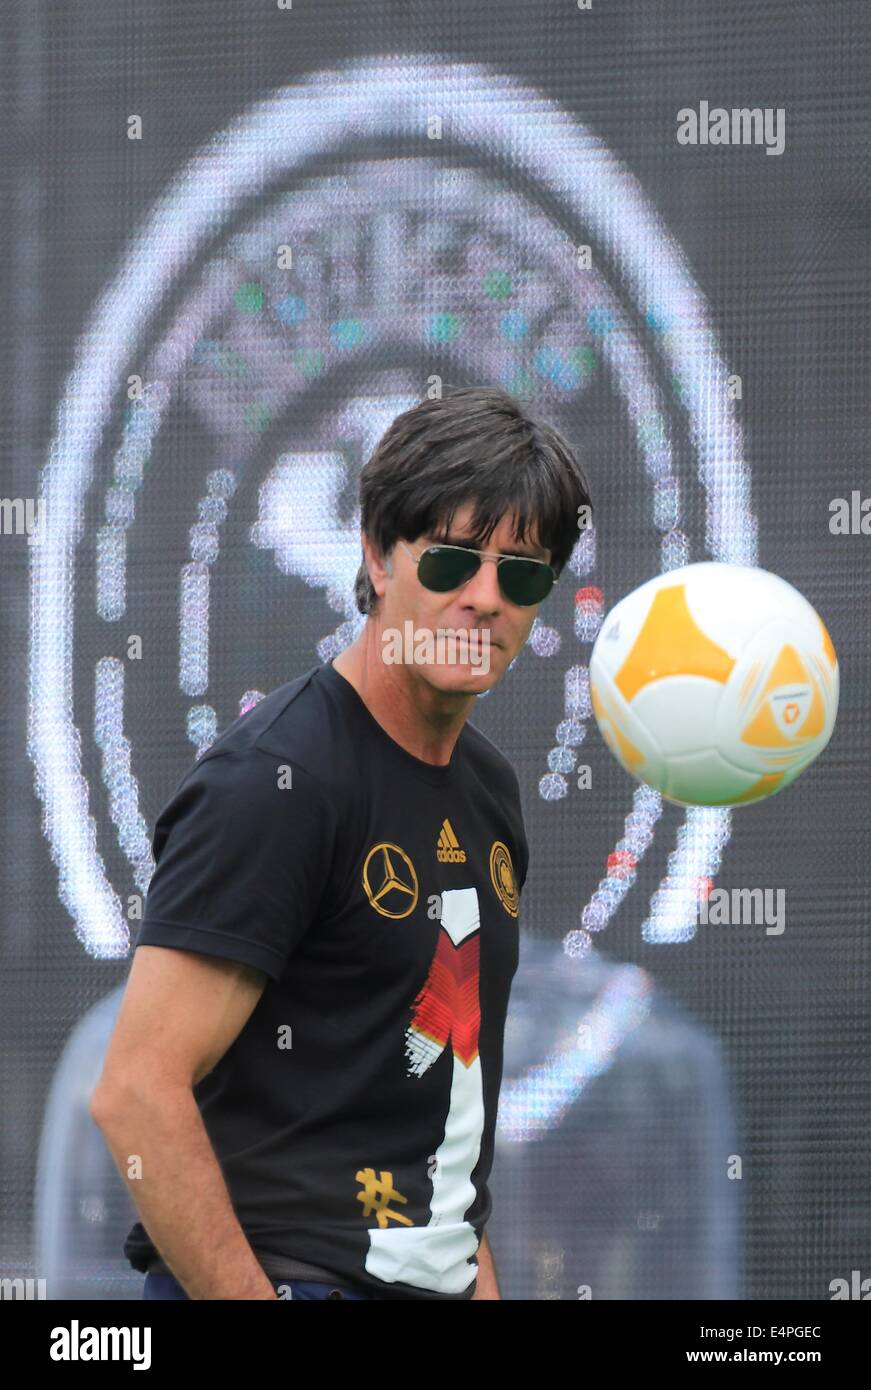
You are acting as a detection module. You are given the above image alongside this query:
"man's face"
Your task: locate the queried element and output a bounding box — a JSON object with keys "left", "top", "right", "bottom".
{"left": 368, "top": 500, "right": 554, "bottom": 696}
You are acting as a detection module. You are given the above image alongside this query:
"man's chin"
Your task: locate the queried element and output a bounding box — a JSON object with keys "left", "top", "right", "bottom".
{"left": 421, "top": 658, "right": 501, "bottom": 695}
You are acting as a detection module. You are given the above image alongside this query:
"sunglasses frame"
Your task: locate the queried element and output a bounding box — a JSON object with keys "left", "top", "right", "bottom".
{"left": 397, "top": 539, "right": 558, "bottom": 607}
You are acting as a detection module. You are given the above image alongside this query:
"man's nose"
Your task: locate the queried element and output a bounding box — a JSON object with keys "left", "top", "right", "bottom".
{"left": 461, "top": 556, "right": 503, "bottom": 610}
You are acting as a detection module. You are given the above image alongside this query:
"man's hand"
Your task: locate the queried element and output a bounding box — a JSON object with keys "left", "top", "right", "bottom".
{"left": 471, "top": 1230, "right": 501, "bottom": 1300}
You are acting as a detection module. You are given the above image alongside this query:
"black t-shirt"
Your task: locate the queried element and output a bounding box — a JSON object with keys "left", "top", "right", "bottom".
{"left": 124, "top": 658, "right": 528, "bottom": 1300}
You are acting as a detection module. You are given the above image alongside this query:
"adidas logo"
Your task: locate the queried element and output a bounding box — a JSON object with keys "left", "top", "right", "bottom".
{"left": 436, "top": 818, "right": 466, "bottom": 863}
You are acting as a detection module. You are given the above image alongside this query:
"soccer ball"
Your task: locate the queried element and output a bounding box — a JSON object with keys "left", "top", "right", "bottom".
{"left": 588, "top": 562, "right": 839, "bottom": 808}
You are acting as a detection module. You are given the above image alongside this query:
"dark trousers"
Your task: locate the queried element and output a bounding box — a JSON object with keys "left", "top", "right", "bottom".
{"left": 143, "top": 1271, "right": 379, "bottom": 1300}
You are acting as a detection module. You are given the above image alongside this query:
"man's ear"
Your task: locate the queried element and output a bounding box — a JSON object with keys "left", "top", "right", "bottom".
{"left": 361, "top": 531, "right": 393, "bottom": 602}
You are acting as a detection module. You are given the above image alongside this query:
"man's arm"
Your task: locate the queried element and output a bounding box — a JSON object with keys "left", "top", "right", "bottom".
{"left": 471, "top": 1230, "right": 501, "bottom": 1300}
{"left": 90, "top": 944, "right": 278, "bottom": 1300}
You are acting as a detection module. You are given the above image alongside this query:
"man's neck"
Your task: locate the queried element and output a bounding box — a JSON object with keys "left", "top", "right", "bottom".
{"left": 331, "top": 626, "right": 475, "bottom": 768}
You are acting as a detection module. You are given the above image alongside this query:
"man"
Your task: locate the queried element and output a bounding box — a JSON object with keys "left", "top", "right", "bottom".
{"left": 91, "top": 386, "right": 593, "bottom": 1301}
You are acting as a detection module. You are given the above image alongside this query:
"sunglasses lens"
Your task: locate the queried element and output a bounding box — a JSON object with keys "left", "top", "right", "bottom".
{"left": 499, "top": 559, "right": 555, "bottom": 606}
{"left": 417, "top": 546, "right": 481, "bottom": 591}
{"left": 415, "top": 545, "right": 554, "bottom": 605}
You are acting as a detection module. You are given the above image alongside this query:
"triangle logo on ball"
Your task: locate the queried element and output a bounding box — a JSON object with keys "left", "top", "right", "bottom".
{"left": 741, "top": 644, "right": 825, "bottom": 749}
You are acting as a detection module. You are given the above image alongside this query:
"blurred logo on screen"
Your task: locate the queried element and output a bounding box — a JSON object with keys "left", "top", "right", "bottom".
{"left": 29, "top": 55, "right": 754, "bottom": 962}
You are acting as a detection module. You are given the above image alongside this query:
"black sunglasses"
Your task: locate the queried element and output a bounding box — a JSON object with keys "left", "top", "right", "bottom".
{"left": 398, "top": 540, "right": 557, "bottom": 607}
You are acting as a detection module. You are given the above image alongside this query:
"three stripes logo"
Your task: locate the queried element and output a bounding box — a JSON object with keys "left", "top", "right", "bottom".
{"left": 436, "top": 818, "right": 466, "bottom": 864}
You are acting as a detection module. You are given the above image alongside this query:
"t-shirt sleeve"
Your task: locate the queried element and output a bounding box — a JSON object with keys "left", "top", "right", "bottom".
{"left": 509, "top": 767, "right": 530, "bottom": 892}
{"left": 135, "top": 747, "right": 336, "bottom": 982}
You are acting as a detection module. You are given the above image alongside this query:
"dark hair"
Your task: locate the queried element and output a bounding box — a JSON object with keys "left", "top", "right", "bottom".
{"left": 354, "top": 386, "right": 593, "bottom": 616}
